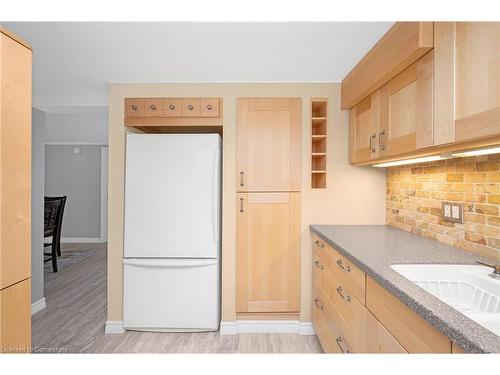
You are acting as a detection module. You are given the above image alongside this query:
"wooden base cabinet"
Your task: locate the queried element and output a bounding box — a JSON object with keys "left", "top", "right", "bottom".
{"left": 311, "top": 234, "right": 453, "bottom": 354}
{"left": 236, "top": 192, "right": 300, "bottom": 313}
{"left": 0, "top": 279, "right": 31, "bottom": 353}
{"left": 365, "top": 310, "right": 407, "bottom": 353}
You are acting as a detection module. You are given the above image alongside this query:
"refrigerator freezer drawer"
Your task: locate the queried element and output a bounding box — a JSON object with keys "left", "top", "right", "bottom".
{"left": 123, "top": 258, "right": 220, "bottom": 331}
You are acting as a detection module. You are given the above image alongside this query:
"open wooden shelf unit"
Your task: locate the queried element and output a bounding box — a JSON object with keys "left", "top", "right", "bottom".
{"left": 311, "top": 99, "right": 328, "bottom": 188}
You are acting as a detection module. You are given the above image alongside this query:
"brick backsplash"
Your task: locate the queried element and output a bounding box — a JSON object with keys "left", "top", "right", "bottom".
{"left": 386, "top": 155, "right": 500, "bottom": 260}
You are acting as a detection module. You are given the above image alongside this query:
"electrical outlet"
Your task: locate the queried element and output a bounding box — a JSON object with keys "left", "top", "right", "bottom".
{"left": 442, "top": 202, "right": 463, "bottom": 223}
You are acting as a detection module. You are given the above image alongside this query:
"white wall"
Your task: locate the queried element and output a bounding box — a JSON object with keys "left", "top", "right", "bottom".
{"left": 45, "top": 145, "right": 103, "bottom": 240}
{"left": 43, "top": 110, "right": 108, "bottom": 242}
{"left": 45, "top": 111, "right": 108, "bottom": 144}
{"left": 32, "top": 109, "right": 45, "bottom": 305}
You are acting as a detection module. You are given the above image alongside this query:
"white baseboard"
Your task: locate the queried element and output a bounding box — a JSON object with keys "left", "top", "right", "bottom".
{"left": 298, "top": 322, "right": 316, "bottom": 335}
{"left": 219, "top": 320, "right": 315, "bottom": 335}
{"left": 61, "top": 237, "right": 105, "bottom": 243}
{"left": 31, "top": 298, "right": 46, "bottom": 315}
{"left": 105, "top": 320, "right": 125, "bottom": 334}
{"left": 219, "top": 321, "right": 238, "bottom": 335}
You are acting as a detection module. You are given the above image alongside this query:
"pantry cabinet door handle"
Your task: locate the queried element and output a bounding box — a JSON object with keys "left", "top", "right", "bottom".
{"left": 239, "top": 171, "right": 244, "bottom": 187}
{"left": 379, "top": 130, "right": 386, "bottom": 151}
{"left": 336, "top": 337, "right": 349, "bottom": 354}
{"left": 314, "top": 239, "right": 324, "bottom": 248}
{"left": 314, "top": 298, "right": 324, "bottom": 310}
{"left": 336, "top": 286, "right": 351, "bottom": 302}
{"left": 336, "top": 259, "right": 351, "bottom": 272}
{"left": 239, "top": 198, "right": 244, "bottom": 213}
{"left": 314, "top": 260, "right": 323, "bottom": 270}
{"left": 369, "top": 133, "right": 377, "bottom": 153}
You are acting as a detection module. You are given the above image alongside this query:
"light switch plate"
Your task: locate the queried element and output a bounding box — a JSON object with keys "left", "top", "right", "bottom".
{"left": 442, "top": 201, "right": 463, "bottom": 223}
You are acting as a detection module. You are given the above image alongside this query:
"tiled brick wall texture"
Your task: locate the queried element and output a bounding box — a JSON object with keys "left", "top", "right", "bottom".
{"left": 386, "top": 155, "right": 500, "bottom": 260}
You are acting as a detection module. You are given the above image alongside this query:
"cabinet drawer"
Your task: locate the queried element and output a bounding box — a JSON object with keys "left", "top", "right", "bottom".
{"left": 366, "top": 276, "right": 451, "bottom": 353}
{"left": 125, "top": 99, "right": 145, "bottom": 117}
{"left": 163, "top": 99, "right": 182, "bottom": 117}
{"left": 201, "top": 99, "right": 220, "bottom": 117}
{"left": 313, "top": 286, "right": 352, "bottom": 354}
{"left": 181, "top": 99, "right": 201, "bottom": 116}
{"left": 312, "top": 233, "right": 365, "bottom": 304}
{"left": 144, "top": 99, "right": 164, "bottom": 117}
{"left": 313, "top": 251, "right": 365, "bottom": 352}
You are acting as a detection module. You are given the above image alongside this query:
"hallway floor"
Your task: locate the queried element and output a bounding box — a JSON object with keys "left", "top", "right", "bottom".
{"left": 32, "top": 243, "right": 322, "bottom": 353}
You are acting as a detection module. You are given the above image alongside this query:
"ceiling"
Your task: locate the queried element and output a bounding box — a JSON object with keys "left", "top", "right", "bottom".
{"left": 2, "top": 22, "right": 393, "bottom": 112}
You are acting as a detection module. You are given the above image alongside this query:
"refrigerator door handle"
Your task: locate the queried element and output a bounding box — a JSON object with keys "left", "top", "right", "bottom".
{"left": 123, "top": 258, "right": 218, "bottom": 268}
{"left": 212, "top": 148, "right": 220, "bottom": 244}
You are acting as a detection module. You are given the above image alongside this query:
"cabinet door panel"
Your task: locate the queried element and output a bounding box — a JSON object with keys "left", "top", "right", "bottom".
{"left": 380, "top": 51, "right": 433, "bottom": 157}
{"left": 365, "top": 310, "right": 407, "bottom": 353}
{"left": 0, "top": 279, "right": 31, "bottom": 352}
{"left": 237, "top": 98, "right": 301, "bottom": 192}
{"left": 455, "top": 22, "right": 500, "bottom": 141}
{"left": 0, "top": 33, "right": 31, "bottom": 289}
{"left": 351, "top": 92, "right": 380, "bottom": 163}
{"left": 236, "top": 192, "right": 300, "bottom": 313}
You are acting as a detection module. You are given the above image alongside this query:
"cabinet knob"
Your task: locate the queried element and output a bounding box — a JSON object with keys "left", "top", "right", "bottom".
{"left": 188, "top": 104, "right": 194, "bottom": 110}
{"left": 150, "top": 104, "right": 156, "bottom": 110}
{"left": 131, "top": 105, "right": 138, "bottom": 111}
{"left": 169, "top": 104, "right": 175, "bottom": 110}
{"left": 207, "top": 104, "right": 213, "bottom": 110}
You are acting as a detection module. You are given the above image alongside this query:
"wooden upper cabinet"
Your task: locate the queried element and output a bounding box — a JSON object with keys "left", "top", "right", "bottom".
{"left": 435, "top": 22, "right": 500, "bottom": 145}
{"left": 237, "top": 98, "right": 301, "bottom": 192}
{"left": 0, "top": 32, "right": 32, "bottom": 290}
{"left": 124, "top": 98, "right": 223, "bottom": 128}
{"left": 236, "top": 192, "right": 300, "bottom": 313}
{"left": 341, "top": 22, "right": 434, "bottom": 109}
{"left": 349, "top": 92, "right": 381, "bottom": 163}
{"left": 379, "top": 51, "right": 434, "bottom": 157}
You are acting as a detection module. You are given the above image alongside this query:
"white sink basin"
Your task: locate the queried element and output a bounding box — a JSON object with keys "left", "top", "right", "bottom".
{"left": 391, "top": 264, "right": 500, "bottom": 337}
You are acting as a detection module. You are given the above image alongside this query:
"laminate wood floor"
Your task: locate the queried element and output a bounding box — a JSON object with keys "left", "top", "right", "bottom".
{"left": 33, "top": 243, "right": 322, "bottom": 354}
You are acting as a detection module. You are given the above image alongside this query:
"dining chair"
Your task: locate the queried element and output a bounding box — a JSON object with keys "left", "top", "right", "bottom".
{"left": 44, "top": 196, "right": 67, "bottom": 272}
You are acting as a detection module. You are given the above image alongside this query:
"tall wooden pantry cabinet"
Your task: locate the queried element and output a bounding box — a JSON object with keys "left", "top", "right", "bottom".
{"left": 0, "top": 28, "right": 32, "bottom": 352}
{"left": 236, "top": 98, "right": 301, "bottom": 315}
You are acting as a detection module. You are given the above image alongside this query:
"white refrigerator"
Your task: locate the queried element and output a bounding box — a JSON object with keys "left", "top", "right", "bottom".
{"left": 123, "top": 133, "right": 221, "bottom": 331}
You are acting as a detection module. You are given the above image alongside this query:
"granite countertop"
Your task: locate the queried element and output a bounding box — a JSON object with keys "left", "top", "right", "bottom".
{"left": 310, "top": 224, "right": 500, "bottom": 353}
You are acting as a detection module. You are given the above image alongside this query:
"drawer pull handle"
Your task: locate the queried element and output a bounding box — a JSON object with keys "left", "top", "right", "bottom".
{"left": 207, "top": 104, "right": 213, "bottom": 110}
{"left": 314, "top": 239, "right": 324, "bottom": 248}
{"left": 314, "top": 260, "right": 323, "bottom": 270}
{"left": 131, "top": 104, "right": 138, "bottom": 111}
{"left": 314, "top": 298, "right": 324, "bottom": 310}
{"left": 336, "top": 337, "right": 349, "bottom": 354}
{"left": 379, "top": 129, "right": 386, "bottom": 151}
{"left": 336, "top": 259, "right": 351, "bottom": 272}
{"left": 336, "top": 286, "right": 351, "bottom": 302}
{"left": 188, "top": 104, "right": 194, "bottom": 110}
{"left": 150, "top": 104, "right": 156, "bottom": 110}
{"left": 369, "top": 133, "right": 377, "bottom": 153}
{"left": 169, "top": 104, "right": 175, "bottom": 110}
